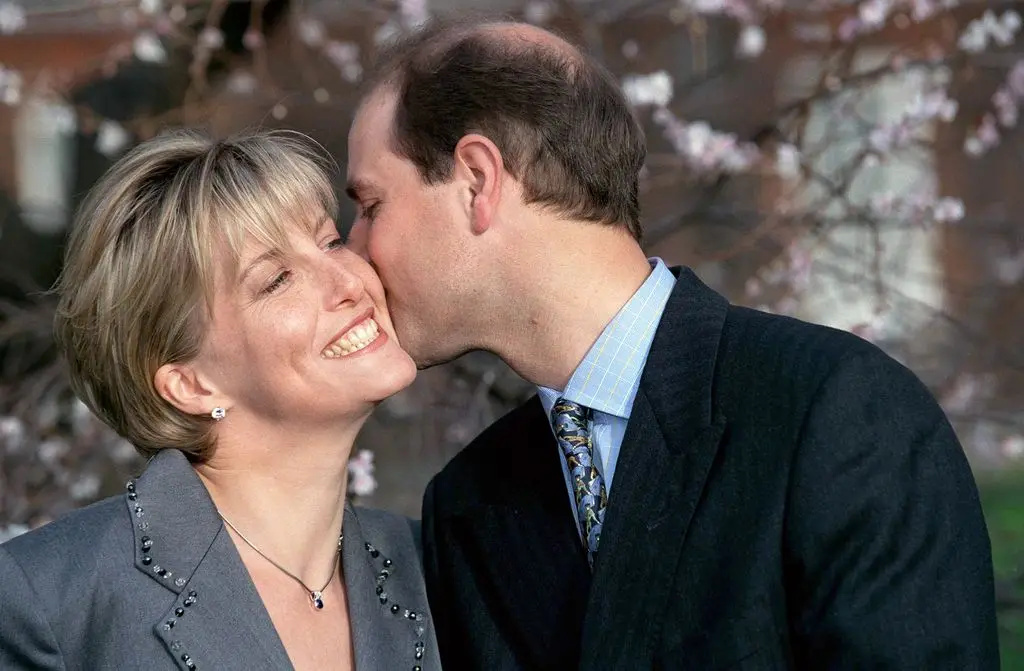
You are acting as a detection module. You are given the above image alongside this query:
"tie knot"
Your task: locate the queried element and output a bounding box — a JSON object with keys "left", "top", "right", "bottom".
{"left": 552, "top": 398, "right": 592, "bottom": 434}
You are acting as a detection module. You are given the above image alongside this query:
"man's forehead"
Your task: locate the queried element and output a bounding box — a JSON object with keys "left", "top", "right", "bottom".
{"left": 348, "top": 94, "right": 396, "bottom": 180}
{"left": 351, "top": 87, "right": 396, "bottom": 138}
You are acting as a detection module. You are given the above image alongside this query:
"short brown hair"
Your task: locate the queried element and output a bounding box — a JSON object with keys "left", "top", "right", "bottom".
{"left": 53, "top": 128, "right": 337, "bottom": 461}
{"left": 366, "top": 18, "right": 646, "bottom": 240}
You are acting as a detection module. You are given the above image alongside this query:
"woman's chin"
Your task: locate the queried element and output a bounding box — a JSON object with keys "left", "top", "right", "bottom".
{"left": 359, "top": 355, "right": 418, "bottom": 405}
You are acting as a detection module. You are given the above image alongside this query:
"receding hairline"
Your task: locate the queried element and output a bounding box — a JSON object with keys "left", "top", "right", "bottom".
{"left": 364, "top": 17, "right": 585, "bottom": 97}
{"left": 475, "top": 22, "right": 583, "bottom": 62}
{"left": 356, "top": 18, "right": 589, "bottom": 172}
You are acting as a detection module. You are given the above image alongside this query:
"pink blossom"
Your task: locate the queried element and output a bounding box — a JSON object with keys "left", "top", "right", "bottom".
{"left": 198, "top": 26, "right": 224, "bottom": 51}
{"left": 524, "top": 1, "right": 554, "bottom": 25}
{"left": 932, "top": 197, "right": 965, "bottom": 223}
{"left": 347, "top": 449, "right": 377, "bottom": 497}
{"left": 96, "top": 120, "right": 130, "bottom": 157}
{"left": 784, "top": 243, "right": 813, "bottom": 290}
{"left": 139, "top": 0, "right": 163, "bottom": 15}
{"left": 958, "top": 10, "right": 1023, "bottom": 53}
{"left": 1007, "top": 61, "right": 1024, "bottom": 97}
{"left": 296, "top": 17, "right": 326, "bottom": 47}
{"left": 977, "top": 113, "right": 1000, "bottom": 144}
{"left": 1001, "top": 435, "right": 1024, "bottom": 458}
{"left": 0, "top": 415, "right": 24, "bottom": 448}
{"left": 994, "top": 250, "right": 1024, "bottom": 285}
{"left": 622, "top": 71, "right": 673, "bottom": 108}
{"left": 400, "top": 0, "right": 429, "bottom": 29}
{"left": 837, "top": 17, "right": 860, "bottom": 42}
{"left": 858, "top": 0, "right": 889, "bottom": 29}
{"left": 910, "top": 0, "right": 935, "bottom": 22}
{"left": 324, "top": 40, "right": 360, "bottom": 67}
{"left": 775, "top": 143, "right": 801, "bottom": 179}
{"left": 225, "top": 71, "right": 258, "bottom": 95}
{"left": 133, "top": 32, "right": 167, "bottom": 64}
{"left": 0, "top": 65, "right": 21, "bottom": 106}
{"left": 0, "top": 2, "right": 26, "bottom": 35}
{"left": 736, "top": 25, "right": 766, "bottom": 58}
{"left": 243, "top": 29, "right": 264, "bottom": 51}
{"left": 849, "top": 316, "right": 884, "bottom": 343}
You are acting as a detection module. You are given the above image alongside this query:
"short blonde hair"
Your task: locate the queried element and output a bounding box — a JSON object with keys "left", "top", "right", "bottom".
{"left": 54, "top": 128, "right": 338, "bottom": 461}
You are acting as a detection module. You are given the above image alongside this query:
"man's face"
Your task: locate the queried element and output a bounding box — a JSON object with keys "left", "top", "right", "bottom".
{"left": 346, "top": 89, "right": 474, "bottom": 368}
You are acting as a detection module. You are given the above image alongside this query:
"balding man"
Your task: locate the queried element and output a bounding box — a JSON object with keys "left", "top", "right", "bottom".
{"left": 346, "top": 17, "right": 998, "bottom": 671}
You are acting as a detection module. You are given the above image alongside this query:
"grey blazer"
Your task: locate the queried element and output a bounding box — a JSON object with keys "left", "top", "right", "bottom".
{"left": 0, "top": 449, "right": 440, "bottom": 670}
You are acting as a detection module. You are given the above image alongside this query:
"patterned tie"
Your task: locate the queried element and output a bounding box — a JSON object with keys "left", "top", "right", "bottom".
{"left": 552, "top": 398, "right": 608, "bottom": 566}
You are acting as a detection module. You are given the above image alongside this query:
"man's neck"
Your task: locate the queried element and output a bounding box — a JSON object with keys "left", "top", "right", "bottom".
{"left": 485, "top": 233, "right": 653, "bottom": 390}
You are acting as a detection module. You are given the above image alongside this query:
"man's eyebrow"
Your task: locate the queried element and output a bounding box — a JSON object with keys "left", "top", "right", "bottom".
{"left": 345, "top": 178, "right": 372, "bottom": 201}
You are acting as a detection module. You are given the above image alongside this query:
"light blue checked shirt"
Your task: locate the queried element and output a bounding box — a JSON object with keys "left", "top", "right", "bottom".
{"left": 538, "top": 258, "right": 676, "bottom": 536}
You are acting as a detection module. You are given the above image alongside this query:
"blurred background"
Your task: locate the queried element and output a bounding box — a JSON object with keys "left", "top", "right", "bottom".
{"left": 0, "top": 0, "right": 1022, "bottom": 663}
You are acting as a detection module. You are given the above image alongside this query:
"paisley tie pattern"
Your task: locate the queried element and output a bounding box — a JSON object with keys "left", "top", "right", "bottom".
{"left": 552, "top": 398, "right": 608, "bottom": 566}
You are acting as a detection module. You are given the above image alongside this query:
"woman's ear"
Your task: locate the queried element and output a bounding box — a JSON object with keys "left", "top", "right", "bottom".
{"left": 453, "top": 133, "right": 504, "bottom": 235}
{"left": 154, "top": 362, "right": 224, "bottom": 418}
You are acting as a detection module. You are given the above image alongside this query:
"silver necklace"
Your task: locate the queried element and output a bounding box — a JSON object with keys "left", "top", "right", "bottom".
{"left": 220, "top": 515, "right": 343, "bottom": 611}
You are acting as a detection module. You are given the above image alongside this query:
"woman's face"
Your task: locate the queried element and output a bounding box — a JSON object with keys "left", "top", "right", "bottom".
{"left": 193, "top": 214, "right": 417, "bottom": 427}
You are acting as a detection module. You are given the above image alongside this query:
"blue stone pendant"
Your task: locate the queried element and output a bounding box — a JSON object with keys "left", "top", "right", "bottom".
{"left": 311, "top": 591, "right": 324, "bottom": 610}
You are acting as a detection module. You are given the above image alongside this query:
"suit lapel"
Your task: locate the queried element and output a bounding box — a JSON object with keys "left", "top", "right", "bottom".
{"left": 153, "top": 529, "right": 294, "bottom": 670}
{"left": 458, "top": 398, "right": 592, "bottom": 669}
{"left": 341, "top": 506, "right": 436, "bottom": 670}
{"left": 342, "top": 507, "right": 386, "bottom": 671}
{"left": 580, "top": 267, "right": 730, "bottom": 668}
{"left": 126, "top": 450, "right": 293, "bottom": 670}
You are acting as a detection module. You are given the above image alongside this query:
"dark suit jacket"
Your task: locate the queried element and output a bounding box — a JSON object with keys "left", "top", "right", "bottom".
{"left": 422, "top": 267, "right": 999, "bottom": 670}
{"left": 0, "top": 449, "right": 440, "bottom": 670}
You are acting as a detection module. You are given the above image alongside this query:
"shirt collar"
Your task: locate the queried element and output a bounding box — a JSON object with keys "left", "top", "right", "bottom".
{"left": 538, "top": 258, "right": 675, "bottom": 421}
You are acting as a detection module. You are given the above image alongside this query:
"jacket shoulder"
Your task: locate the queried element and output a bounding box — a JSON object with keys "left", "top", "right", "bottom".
{"left": 427, "top": 397, "right": 547, "bottom": 502}
{"left": 716, "top": 305, "right": 923, "bottom": 424}
{"left": 2, "top": 494, "right": 130, "bottom": 566}
{"left": 0, "top": 495, "right": 133, "bottom": 633}
{"left": 350, "top": 506, "right": 417, "bottom": 549}
{"left": 723, "top": 305, "right": 878, "bottom": 365}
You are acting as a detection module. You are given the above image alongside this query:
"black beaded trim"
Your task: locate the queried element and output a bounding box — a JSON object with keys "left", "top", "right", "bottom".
{"left": 163, "top": 589, "right": 200, "bottom": 669}
{"left": 126, "top": 480, "right": 183, "bottom": 587}
{"left": 364, "top": 541, "right": 427, "bottom": 670}
{"left": 127, "top": 479, "right": 200, "bottom": 670}
{"left": 170, "top": 637, "right": 198, "bottom": 669}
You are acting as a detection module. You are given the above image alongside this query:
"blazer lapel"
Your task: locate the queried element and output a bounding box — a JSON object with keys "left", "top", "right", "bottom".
{"left": 126, "top": 450, "right": 293, "bottom": 670}
{"left": 153, "top": 529, "right": 294, "bottom": 670}
{"left": 342, "top": 506, "right": 436, "bottom": 670}
{"left": 580, "top": 267, "right": 730, "bottom": 669}
{"left": 457, "top": 398, "right": 592, "bottom": 669}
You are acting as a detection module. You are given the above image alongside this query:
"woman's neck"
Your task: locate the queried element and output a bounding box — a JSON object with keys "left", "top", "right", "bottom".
{"left": 194, "top": 421, "right": 357, "bottom": 586}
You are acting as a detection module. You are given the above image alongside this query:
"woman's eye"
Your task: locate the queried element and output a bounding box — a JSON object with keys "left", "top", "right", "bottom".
{"left": 325, "top": 237, "right": 345, "bottom": 251}
{"left": 261, "top": 270, "right": 290, "bottom": 295}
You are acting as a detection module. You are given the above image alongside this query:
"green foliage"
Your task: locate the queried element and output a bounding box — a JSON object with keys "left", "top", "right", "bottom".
{"left": 980, "top": 470, "right": 1024, "bottom": 668}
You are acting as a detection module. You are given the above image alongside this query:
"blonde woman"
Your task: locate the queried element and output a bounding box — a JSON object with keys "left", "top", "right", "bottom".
{"left": 0, "top": 129, "right": 439, "bottom": 670}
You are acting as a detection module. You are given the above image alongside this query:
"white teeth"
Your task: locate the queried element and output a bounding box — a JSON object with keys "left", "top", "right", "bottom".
{"left": 322, "top": 317, "right": 381, "bottom": 358}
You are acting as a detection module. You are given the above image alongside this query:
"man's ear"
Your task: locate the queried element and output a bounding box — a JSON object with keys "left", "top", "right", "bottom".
{"left": 453, "top": 133, "right": 504, "bottom": 235}
{"left": 154, "top": 362, "right": 224, "bottom": 418}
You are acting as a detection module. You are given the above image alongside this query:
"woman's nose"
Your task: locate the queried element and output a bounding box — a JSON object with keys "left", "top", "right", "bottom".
{"left": 325, "top": 256, "right": 365, "bottom": 309}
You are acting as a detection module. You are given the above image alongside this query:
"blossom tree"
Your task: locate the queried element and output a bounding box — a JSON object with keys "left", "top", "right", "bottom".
{"left": 0, "top": 0, "right": 1022, "bottom": 544}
